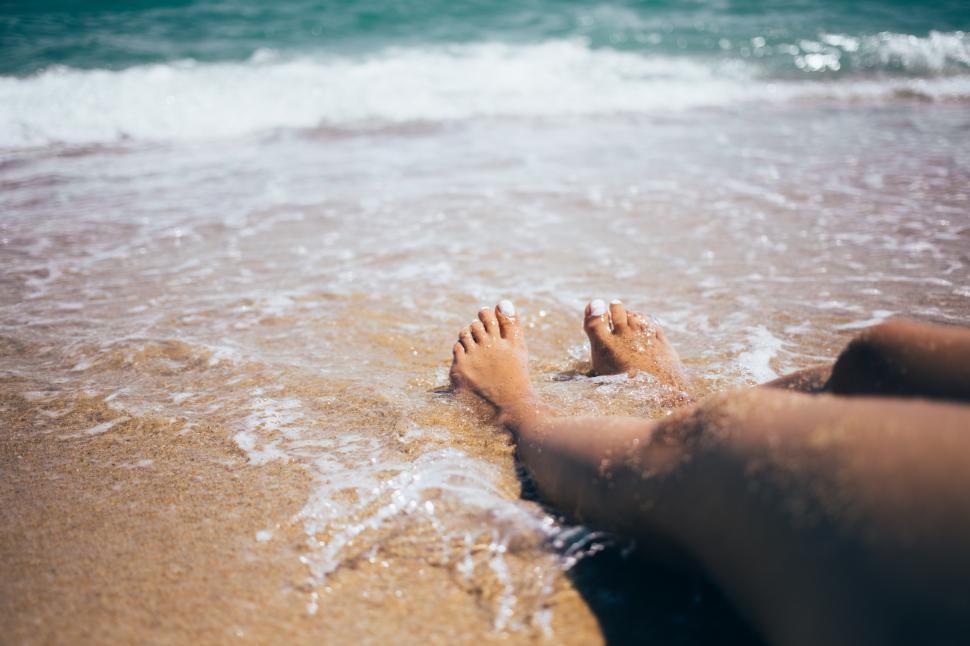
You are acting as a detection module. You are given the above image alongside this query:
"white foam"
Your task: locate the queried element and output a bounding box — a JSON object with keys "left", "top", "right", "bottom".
{"left": 232, "top": 429, "right": 290, "bottom": 465}
{"left": 225, "top": 388, "right": 573, "bottom": 630}
{"left": 119, "top": 458, "right": 154, "bottom": 469}
{"left": 3, "top": 39, "right": 969, "bottom": 147}
{"left": 294, "top": 443, "right": 572, "bottom": 632}
{"left": 737, "top": 325, "right": 784, "bottom": 383}
{"left": 20, "top": 390, "right": 54, "bottom": 401}
{"left": 849, "top": 30, "right": 970, "bottom": 74}
{"left": 834, "top": 310, "right": 894, "bottom": 331}
{"left": 243, "top": 394, "right": 305, "bottom": 440}
{"left": 83, "top": 416, "right": 129, "bottom": 435}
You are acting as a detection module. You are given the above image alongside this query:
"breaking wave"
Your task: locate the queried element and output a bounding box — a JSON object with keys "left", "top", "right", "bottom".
{"left": 1, "top": 35, "right": 968, "bottom": 148}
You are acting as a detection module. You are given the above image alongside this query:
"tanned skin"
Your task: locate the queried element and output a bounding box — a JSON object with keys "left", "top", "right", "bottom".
{"left": 449, "top": 302, "right": 970, "bottom": 646}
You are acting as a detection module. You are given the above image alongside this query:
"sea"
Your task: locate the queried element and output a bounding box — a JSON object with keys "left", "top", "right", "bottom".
{"left": 2, "top": 0, "right": 969, "bottom": 642}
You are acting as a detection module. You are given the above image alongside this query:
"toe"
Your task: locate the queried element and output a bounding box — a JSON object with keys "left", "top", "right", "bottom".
{"left": 635, "top": 312, "right": 665, "bottom": 339}
{"left": 470, "top": 320, "right": 488, "bottom": 343}
{"left": 478, "top": 307, "right": 499, "bottom": 336}
{"left": 453, "top": 342, "right": 465, "bottom": 359}
{"left": 459, "top": 327, "right": 475, "bottom": 351}
{"left": 496, "top": 300, "right": 520, "bottom": 341}
{"left": 639, "top": 311, "right": 661, "bottom": 331}
{"left": 627, "top": 310, "right": 647, "bottom": 331}
{"left": 584, "top": 299, "right": 610, "bottom": 341}
{"left": 609, "top": 300, "right": 628, "bottom": 331}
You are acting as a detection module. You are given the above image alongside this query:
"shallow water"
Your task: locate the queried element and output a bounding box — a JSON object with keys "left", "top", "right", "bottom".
{"left": 2, "top": 0, "right": 970, "bottom": 640}
{"left": 3, "top": 100, "right": 969, "bottom": 636}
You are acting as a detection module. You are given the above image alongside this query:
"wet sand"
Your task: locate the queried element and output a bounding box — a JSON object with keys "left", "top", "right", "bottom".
{"left": 1, "top": 382, "right": 315, "bottom": 643}
{"left": 1, "top": 377, "right": 610, "bottom": 644}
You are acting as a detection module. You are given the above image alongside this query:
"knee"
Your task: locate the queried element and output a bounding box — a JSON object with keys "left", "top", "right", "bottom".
{"left": 853, "top": 319, "right": 916, "bottom": 351}
{"left": 829, "top": 321, "right": 910, "bottom": 395}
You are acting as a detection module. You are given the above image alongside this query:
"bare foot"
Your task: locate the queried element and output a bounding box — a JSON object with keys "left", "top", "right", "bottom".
{"left": 584, "top": 299, "right": 690, "bottom": 390}
{"left": 450, "top": 300, "right": 538, "bottom": 413}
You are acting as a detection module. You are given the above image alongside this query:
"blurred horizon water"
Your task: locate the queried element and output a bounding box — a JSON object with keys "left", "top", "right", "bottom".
{"left": 1, "top": 0, "right": 970, "bottom": 146}
{"left": 3, "top": 0, "right": 970, "bottom": 74}
{"left": 2, "top": 0, "right": 969, "bottom": 641}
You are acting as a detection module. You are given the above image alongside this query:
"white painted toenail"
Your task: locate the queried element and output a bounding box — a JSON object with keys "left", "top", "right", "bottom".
{"left": 610, "top": 299, "right": 622, "bottom": 304}
{"left": 498, "top": 300, "right": 516, "bottom": 317}
{"left": 590, "top": 299, "right": 606, "bottom": 316}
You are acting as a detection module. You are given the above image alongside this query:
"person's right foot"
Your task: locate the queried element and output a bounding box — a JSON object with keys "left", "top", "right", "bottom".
{"left": 584, "top": 299, "right": 690, "bottom": 390}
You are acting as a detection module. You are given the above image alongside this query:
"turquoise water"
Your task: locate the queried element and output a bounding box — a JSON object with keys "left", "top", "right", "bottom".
{"left": 3, "top": 0, "right": 969, "bottom": 76}
{"left": 1, "top": 1, "right": 968, "bottom": 147}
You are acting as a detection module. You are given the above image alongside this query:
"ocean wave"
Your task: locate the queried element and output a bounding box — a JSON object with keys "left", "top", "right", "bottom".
{"left": 1, "top": 39, "right": 968, "bottom": 148}
{"left": 780, "top": 30, "right": 970, "bottom": 74}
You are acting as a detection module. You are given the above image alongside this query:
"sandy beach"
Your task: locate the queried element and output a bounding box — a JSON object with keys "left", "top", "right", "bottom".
{"left": 1, "top": 376, "right": 609, "bottom": 644}
{"left": 2, "top": 1, "right": 969, "bottom": 643}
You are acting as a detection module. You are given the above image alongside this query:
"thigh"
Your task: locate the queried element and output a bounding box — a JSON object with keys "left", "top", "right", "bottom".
{"left": 664, "top": 389, "right": 970, "bottom": 646}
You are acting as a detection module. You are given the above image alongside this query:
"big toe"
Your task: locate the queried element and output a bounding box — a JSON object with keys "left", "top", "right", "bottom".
{"left": 584, "top": 299, "right": 610, "bottom": 342}
{"left": 495, "top": 299, "right": 522, "bottom": 341}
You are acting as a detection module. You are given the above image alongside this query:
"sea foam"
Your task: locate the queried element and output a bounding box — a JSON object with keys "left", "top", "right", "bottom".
{"left": 2, "top": 37, "right": 969, "bottom": 148}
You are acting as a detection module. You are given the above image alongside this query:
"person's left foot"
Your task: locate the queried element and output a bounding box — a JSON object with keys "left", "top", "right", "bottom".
{"left": 450, "top": 300, "right": 537, "bottom": 412}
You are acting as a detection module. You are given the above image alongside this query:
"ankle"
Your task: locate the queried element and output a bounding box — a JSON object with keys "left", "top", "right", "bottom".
{"left": 497, "top": 394, "right": 552, "bottom": 435}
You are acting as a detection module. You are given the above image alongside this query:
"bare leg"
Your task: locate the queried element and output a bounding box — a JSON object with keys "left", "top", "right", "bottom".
{"left": 762, "top": 364, "right": 832, "bottom": 393}
{"left": 450, "top": 304, "right": 970, "bottom": 646}
{"left": 763, "top": 320, "right": 970, "bottom": 400}
{"left": 825, "top": 319, "right": 970, "bottom": 401}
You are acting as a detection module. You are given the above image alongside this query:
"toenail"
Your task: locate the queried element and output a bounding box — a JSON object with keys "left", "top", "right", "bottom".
{"left": 610, "top": 299, "right": 622, "bottom": 305}
{"left": 590, "top": 299, "right": 606, "bottom": 316}
{"left": 498, "top": 300, "right": 516, "bottom": 316}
